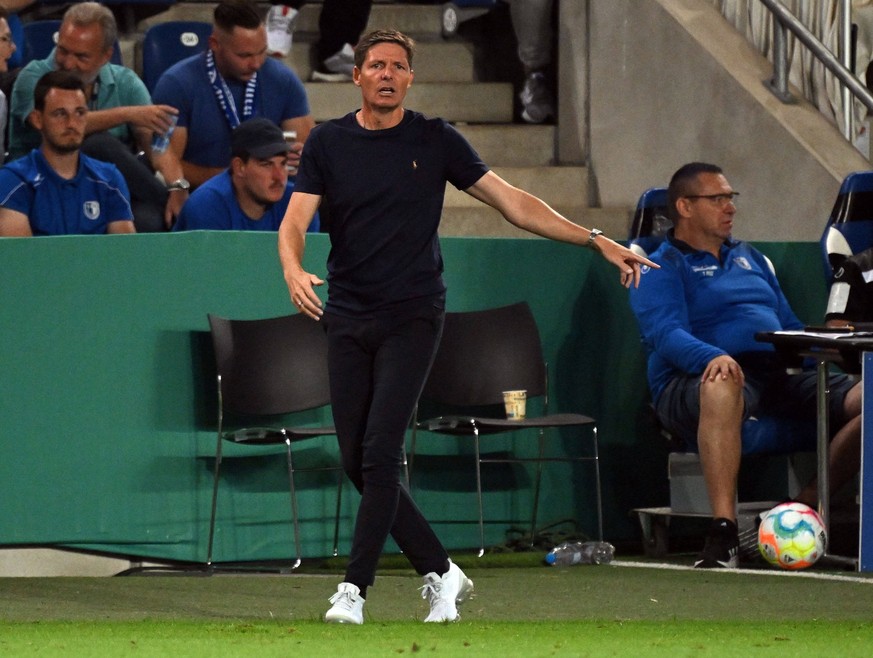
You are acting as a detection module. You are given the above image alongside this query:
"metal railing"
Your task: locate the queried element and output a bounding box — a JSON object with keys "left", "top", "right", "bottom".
{"left": 761, "top": 0, "right": 873, "bottom": 140}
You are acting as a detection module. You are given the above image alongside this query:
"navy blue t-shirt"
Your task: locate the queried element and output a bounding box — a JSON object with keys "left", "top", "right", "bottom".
{"left": 294, "top": 110, "right": 488, "bottom": 315}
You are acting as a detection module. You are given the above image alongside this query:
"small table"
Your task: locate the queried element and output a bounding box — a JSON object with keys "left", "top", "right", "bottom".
{"left": 755, "top": 330, "right": 873, "bottom": 570}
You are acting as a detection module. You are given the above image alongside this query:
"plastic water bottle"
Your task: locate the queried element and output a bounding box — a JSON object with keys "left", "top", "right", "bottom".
{"left": 545, "top": 541, "right": 615, "bottom": 566}
{"left": 152, "top": 114, "right": 178, "bottom": 154}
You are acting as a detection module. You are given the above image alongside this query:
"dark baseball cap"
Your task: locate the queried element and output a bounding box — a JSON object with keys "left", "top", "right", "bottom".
{"left": 231, "top": 118, "right": 290, "bottom": 159}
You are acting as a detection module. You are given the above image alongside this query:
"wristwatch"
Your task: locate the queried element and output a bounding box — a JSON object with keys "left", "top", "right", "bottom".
{"left": 166, "top": 178, "right": 190, "bottom": 192}
{"left": 586, "top": 228, "right": 603, "bottom": 248}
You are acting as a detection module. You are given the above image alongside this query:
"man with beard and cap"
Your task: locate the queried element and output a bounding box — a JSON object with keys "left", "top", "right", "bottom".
{"left": 173, "top": 117, "right": 318, "bottom": 232}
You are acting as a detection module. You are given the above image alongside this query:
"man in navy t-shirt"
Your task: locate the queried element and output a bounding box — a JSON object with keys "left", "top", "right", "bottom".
{"left": 0, "top": 70, "right": 134, "bottom": 236}
{"left": 278, "top": 29, "right": 652, "bottom": 626}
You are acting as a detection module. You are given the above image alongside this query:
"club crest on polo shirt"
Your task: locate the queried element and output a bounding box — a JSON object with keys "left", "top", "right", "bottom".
{"left": 733, "top": 256, "right": 752, "bottom": 270}
{"left": 83, "top": 201, "right": 100, "bottom": 221}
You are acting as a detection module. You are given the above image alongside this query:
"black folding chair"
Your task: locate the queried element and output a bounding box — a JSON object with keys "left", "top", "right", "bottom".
{"left": 410, "top": 301, "right": 602, "bottom": 555}
{"left": 206, "top": 313, "right": 342, "bottom": 568}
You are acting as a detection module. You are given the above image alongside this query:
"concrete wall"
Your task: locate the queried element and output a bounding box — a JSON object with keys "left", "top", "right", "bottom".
{"left": 561, "top": 0, "right": 870, "bottom": 242}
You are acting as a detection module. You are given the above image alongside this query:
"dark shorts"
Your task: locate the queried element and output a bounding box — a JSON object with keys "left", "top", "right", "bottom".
{"left": 655, "top": 359, "right": 857, "bottom": 454}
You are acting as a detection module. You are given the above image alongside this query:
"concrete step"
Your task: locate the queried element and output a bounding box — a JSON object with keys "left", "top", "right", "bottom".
{"left": 141, "top": 3, "right": 447, "bottom": 38}
{"left": 306, "top": 81, "right": 513, "bottom": 123}
{"left": 281, "top": 40, "right": 475, "bottom": 83}
{"left": 454, "top": 124, "right": 555, "bottom": 167}
{"left": 443, "top": 166, "right": 588, "bottom": 208}
{"left": 439, "top": 206, "right": 632, "bottom": 239}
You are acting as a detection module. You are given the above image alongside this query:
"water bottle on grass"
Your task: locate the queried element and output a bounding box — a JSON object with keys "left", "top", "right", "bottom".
{"left": 545, "top": 541, "right": 615, "bottom": 566}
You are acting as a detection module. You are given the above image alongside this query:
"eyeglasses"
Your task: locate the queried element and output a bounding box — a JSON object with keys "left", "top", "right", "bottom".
{"left": 684, "top": 192, "right": 739, "bottom": 207}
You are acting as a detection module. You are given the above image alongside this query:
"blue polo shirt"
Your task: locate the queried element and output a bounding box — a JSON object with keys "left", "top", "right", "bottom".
{"left": 172, "top": 169, "right": 319, "bottom": 232}
{"left": 0, "top": 149, "right": 133, "bottom": 235}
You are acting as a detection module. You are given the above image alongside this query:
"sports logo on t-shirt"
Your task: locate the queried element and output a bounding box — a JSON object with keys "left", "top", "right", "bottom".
{"left": 83, "top": 201, "right": 100, "bottom": 221}
{"left": 733, "top": 256, "right": 752, "bottom": 270}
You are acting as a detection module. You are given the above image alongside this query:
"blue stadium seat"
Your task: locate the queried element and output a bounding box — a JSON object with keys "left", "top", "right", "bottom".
{"left": 441, "top": 0, "right": 499, "bottom": 38}
{"left": 141, "top": 21, "right": 211, "bottom": 93}
{"left": 820, "top": 171, "right": 873, "bottom": 283}
{"left": 628, "top": 186, "right": 671, "bottom": 258}
{"left": 23, "top": 20, "right": 123, "bottom": 66}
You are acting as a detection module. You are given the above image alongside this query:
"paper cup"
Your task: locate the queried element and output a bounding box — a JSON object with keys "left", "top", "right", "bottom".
{"left": 503, "top": 390, "right": 527, "bottom": 420}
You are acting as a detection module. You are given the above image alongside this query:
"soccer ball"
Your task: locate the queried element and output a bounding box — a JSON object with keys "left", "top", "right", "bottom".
{"left": 757, "top": 502, "right": 827, "bottom": 570}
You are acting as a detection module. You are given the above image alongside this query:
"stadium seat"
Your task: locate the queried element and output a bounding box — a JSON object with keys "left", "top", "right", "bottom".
{"left": 628, "top": 186, "right": 671, "bottom": 258}
{"left": 440, "top": 0, "right": 499, "bottom": 38}
{"left": 23, "top": 20, "right": 123, "bottom": 66}
{"left": 141, "top": 21, "right": 211, "bottom": 93}
{"left": 820, "top": 171, "right": 873, "bottom": 283}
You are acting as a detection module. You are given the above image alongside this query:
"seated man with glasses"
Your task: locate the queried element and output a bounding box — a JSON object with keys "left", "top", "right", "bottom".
{"left": 628, "top": 161, "right": 861, "bottom": 569}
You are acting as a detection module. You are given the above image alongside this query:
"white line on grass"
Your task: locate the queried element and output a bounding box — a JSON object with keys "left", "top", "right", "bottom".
{"left": 611, "top": 560, "right": 873, "bottom": 584}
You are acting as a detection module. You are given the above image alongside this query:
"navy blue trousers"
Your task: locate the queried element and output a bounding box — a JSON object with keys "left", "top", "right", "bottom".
{"left": 324, "top": 299, "right": 450, "bottom": 592}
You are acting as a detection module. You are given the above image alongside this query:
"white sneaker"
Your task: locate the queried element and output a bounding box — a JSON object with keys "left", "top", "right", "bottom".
{"left": 420, "top": 559, "right": 474, "bottom": 623}
{"left": 266, "top": 5, "right": 298, "bottom": 57}
{"left": 324, "top": 582, "right": 364, "bottom": 624}
{"left": 311, "top": 43, "right": 355, "bottom": 82}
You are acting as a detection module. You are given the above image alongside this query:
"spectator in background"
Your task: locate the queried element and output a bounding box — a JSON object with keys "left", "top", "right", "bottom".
{"left": 0, "top": 70, "right": 134, "bottom": 236}
{"left": 7, "top": 2, "right": 186, "bottom": 232}
{"left": 2, "top": 0, "right": 34, "bottom": 72}
{"left": 151, "top": 0, "right": 314, "bottom": 191}
{"left": 266, "top": 0, "right": 371, "bottom": 81}
{"left": 0, "top": 7, "right": 17, "bottom": 162}
{"left": 173, "top": 117, "right": 319, "bottom": 232}
{"left": 510, "top": 0, "right": 556, "bottom": 124}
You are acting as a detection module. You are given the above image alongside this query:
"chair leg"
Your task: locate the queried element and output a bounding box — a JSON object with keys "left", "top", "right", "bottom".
{"left": 205, "top": 433, "right": 224, "bottom": 567}
{"left": 473, "top": 426, "right": 485, "bottom": 557}
{"left": 592, "top": 426, "right": 604, "bottom": 542}
{"left": 332, "top": 469, "right": 343, "bottom": 557}
{"left": 528, "top": 427, "right": 547, "bottom": 548}
{"left": 283, "top": 438, "right": 302, "bottom": 569}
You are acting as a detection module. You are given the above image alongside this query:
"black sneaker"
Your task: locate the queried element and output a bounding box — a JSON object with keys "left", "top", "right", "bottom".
{"left": 694, "top": 518, "right": 739, "bottom": 569}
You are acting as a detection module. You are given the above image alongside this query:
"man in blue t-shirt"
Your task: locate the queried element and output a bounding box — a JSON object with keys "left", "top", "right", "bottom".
{"left": 0, "top": 70, "right": 134, "bottom": 236}
{"left": 174, "top": 117, "right": 318, "bottom": 232}
{"left": 629, "top": 162, "right": 861, "bottom": 570}
{"left": 278, "top": 29, "right": 654, "bottom": 627}
{"left": 151, "top": 0, "right": 314, "bottom": 190}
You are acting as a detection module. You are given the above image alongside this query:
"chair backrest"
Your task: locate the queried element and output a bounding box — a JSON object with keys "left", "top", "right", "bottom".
{"left": 23, "top": 20, "right": 123, "bottom": 66}
{"left": 421, "top": 301, "right": 546, "bottom": 408}
{"left": 628, "top": 187, "right": 671, "bottom": 258}
{"left": 820, "top": 171, "right": 873, "bottom": 283}
{"left": 207, "top": 313, "right": 331, "bottom": 417}
{"left": 141, "top": 21, "right": 211, "bottom": 92}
